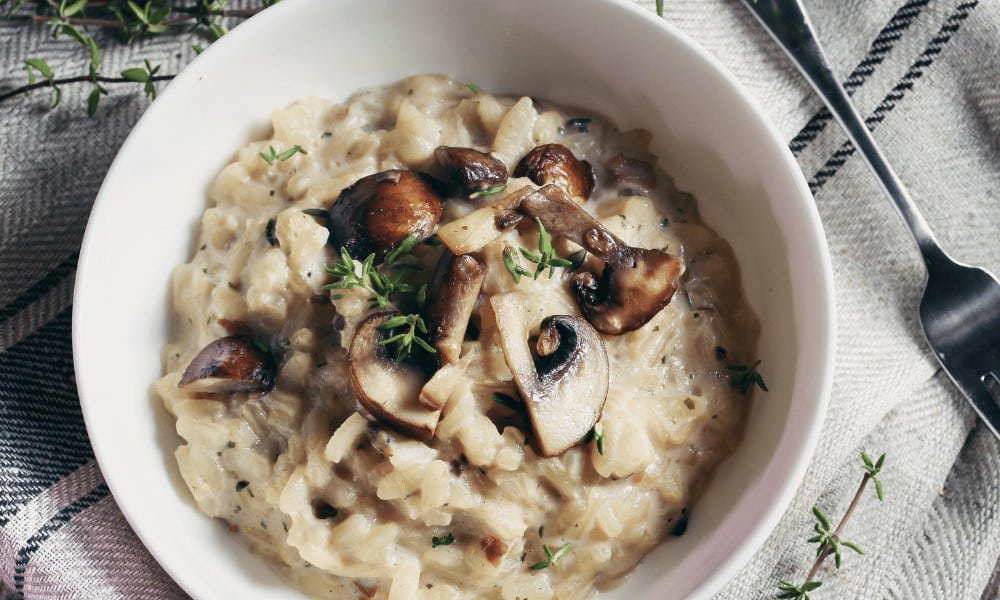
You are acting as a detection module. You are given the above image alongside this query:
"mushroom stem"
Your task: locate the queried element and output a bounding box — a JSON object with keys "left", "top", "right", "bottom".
{"left": 426, "top": 252, "right": 488, "bottom": 364}
{"left": 435, "top": 186, "right": 534, "bottom": 255}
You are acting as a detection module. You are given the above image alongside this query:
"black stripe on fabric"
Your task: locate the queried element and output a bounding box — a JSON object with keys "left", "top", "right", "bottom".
{"left": 0, "top": 308, "right": 94, "bottom": 528}
{"left": 808, "top": 0, "right": 979, "bottom": 193}
{"left": 0, "top": 252, "right": 78, "bottom": 328}
{"left": 789, "top": 0, "right": 931, "bottom": 155}
{"left": 11, "top": 483, "right": 110, "bottom": 595}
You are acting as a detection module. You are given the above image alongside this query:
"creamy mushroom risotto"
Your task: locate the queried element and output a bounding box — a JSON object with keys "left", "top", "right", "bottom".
{"left": 155, "top": 74, "right": 760, "bottom": 599}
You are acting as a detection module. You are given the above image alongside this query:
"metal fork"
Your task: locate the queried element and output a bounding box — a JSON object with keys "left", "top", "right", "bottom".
{"left": 740, "top": 0, "right": 1000, "bottom": 439}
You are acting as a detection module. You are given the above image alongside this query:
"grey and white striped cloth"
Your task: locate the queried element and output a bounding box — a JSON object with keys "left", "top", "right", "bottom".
{"left": 1, "top": 0, "right": 998, "bottom": 598}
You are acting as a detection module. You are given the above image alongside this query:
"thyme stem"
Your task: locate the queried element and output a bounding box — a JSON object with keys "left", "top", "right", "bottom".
{"left": 21, "top": 7, "right": 261, "bottom": 27}
{"left": 804, "top": 473, "right": 870, "bottom": 583}
{"left": 0, "top": 73, "right": 173, "bottom": 103}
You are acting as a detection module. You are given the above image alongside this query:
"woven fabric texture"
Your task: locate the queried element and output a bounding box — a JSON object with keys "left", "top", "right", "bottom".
{"left": 1, "top": 0, "right": 998, "bottom": 598}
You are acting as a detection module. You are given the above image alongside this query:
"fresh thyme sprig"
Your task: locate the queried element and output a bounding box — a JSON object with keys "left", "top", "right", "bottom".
{"left": 384, "top": 233, "right": 421, "bottom": 264}
{"left": 502, "top": 219, "right": 574, "bottom": 283}
{"left": 324, "top": 247, "right": 374, "bottom": 295}
{"left": 323, "top": 241, "right": 433, "bottom": 362}
{"left": 727, "top": 359, "right": 768, "bottom": 393}
{"left": 807, "top": 506, "right": 864, "bottom": 569}
{"left": 378, "top": 314, "right": 435, "bottom": 363}
{"left": 259, "top": 144, "right": 306, "bottom": 164}
{"left": 431, "top": 533, "right": 454, "bottom": 548}
{"left": 1, "top": 0, "right": 270, "bottom": 113}
{"left": 529, "top": 543, "right": 572, "bottom": 570}
{"left": 502, "top": 244, "right": 533, "bottom": 284}
{"left": 777, "top": 450, "right": 886, "bottom": 599}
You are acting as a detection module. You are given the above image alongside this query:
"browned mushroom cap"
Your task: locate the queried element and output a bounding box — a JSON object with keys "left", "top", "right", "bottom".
{"left": 348, "top": 312, "right": 440, "bottom": 441}
{"left": 520, "top": 185, "right": 683, "bottom": 335}
{"left": 434, "top": 146, "right": 508, "bottom": 197}
{"left": 327, "top": 170, "right": 445, "bottom": 261}
{"left": 491, "top": 293, "right": 609, "bottom": 457}
{"left": 178, "top": 336, "right": 275, "bottom": 394}
{"left": 425, "top": 252, "right": 488, "bottom": 364}
{"left": 514, "top": 144, "right": 595, "bottom": 202}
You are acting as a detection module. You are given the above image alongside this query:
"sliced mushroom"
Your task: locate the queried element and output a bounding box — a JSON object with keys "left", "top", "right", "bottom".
{"left": 435, "top": 186, "right": 534, "bottom": 255}
{"left": 520, "top": 185, "right": 684, "bottom": 335}
{"left": 434, "top": 146, "right": 508, "bottom": 197}
{"left": 327, "top": 170, "right": 445, "bottom": 261}
{"left": 348, "top": 312, "right": 440, "bottom": 441}
{"left": 178, "top": 336, "right": 275, "bottom": 394}
{"left": 608, "top": 154, "right": 656, "bottom": 197}
{"left": 490, "top": 293, "right": 609, "bottom": 457}
{"left": 426, "top": 252, "right": 488, "bottom": 364}
{"left": 514, "top": 144, "right": 595, "bottom": 202}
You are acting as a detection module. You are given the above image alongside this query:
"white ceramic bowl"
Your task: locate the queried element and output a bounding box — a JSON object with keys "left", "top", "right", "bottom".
{"left": 73, "top": 0, "right": 835, "bottom": 598}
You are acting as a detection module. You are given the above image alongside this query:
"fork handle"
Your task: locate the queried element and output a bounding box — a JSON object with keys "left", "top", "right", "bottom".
{"left": 742, "top": 0, "right": 944, "bottom": 265}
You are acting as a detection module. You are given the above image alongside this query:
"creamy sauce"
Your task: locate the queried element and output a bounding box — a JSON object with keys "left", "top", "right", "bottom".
{"left": 155, "top": 74, "right": 760, "bottom": 599}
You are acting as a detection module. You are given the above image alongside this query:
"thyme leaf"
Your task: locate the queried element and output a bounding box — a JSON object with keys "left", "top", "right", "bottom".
{"left": 529, "top": 543, "right": 572, "bottom": 570}
{"left": 378, "top": 313, "right": 435, "bottom": 363}
{"left": 726, "top": 360, "right": 768, "bottom": 393}
{"left": 259, "top": 144, "right": 306, "bottom": 165}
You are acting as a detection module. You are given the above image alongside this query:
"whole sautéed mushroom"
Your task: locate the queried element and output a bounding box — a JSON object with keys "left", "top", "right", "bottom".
{"left": 158, "top": 74, "right": 760, "bottom": 600}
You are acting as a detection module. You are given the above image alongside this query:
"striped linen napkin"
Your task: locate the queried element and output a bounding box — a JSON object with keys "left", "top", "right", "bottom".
{"left": 1, "top": 0, "right": 998, "bottom": 598}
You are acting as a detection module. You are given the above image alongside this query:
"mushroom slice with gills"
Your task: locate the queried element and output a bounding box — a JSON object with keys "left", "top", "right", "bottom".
{"left": 520, "top": 185, "right": 684, "bottom": 335}
{"left": 327, "top": 169, "right": 445, "bottom": 262}
{"left": 435, "top": 186, "right": 534, "bottom": 255}
{"left": 178, "top": 336, "right": 276, "bottom": 394}
{"left": 348, "top": 312, "right": 440, "bottom": 441}
{"left": 490, "top": 293, "right": 609, "bottom": 457}
{"left": 514, "top": 143, "right": 596, "bottom": 203}
{"left": 434, "top": 146, "right": 508, "bottom": 197}
{"left": 425, "top": 252, "right": 488, "bottom": 364}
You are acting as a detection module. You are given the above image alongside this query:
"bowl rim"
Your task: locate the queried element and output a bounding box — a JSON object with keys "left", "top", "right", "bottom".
{"left": 72, "top": 0, "right": 835, "bottom": 598}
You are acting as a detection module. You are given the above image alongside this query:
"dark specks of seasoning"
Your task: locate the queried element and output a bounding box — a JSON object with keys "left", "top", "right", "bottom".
{"left": 671, "top": 508, "right": 690, "bottom": 536}
{"left": 235, "top": 480, "right": 249, "bottom": 492}
{"left": 565, "top": 117, "right": 591, "bottom": 133}
{"left": 269, "top": 189, "right": 275, "bottom": 197}
{"left": 200, "top": 244, "right": 207, "bottom": 251}
{"left": 265, "top": 217, "right": 278, "bottom": 246}
{"left": 311, "top": 498, "right": 338, "bottom": 520}
{"left": 321, "top": 131, "right": 332, "bottom": 139}
{"left": 693, "top": 312, "right": 701, "bottom": 320}
{"left": 715, "top": 346, "right": 728, "bottom": 361}
{"left": 660, "top": 217, "right": 670, "bottom": 228}
{"left": 226, "top": 440, "right": 235, "bottom": 448}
